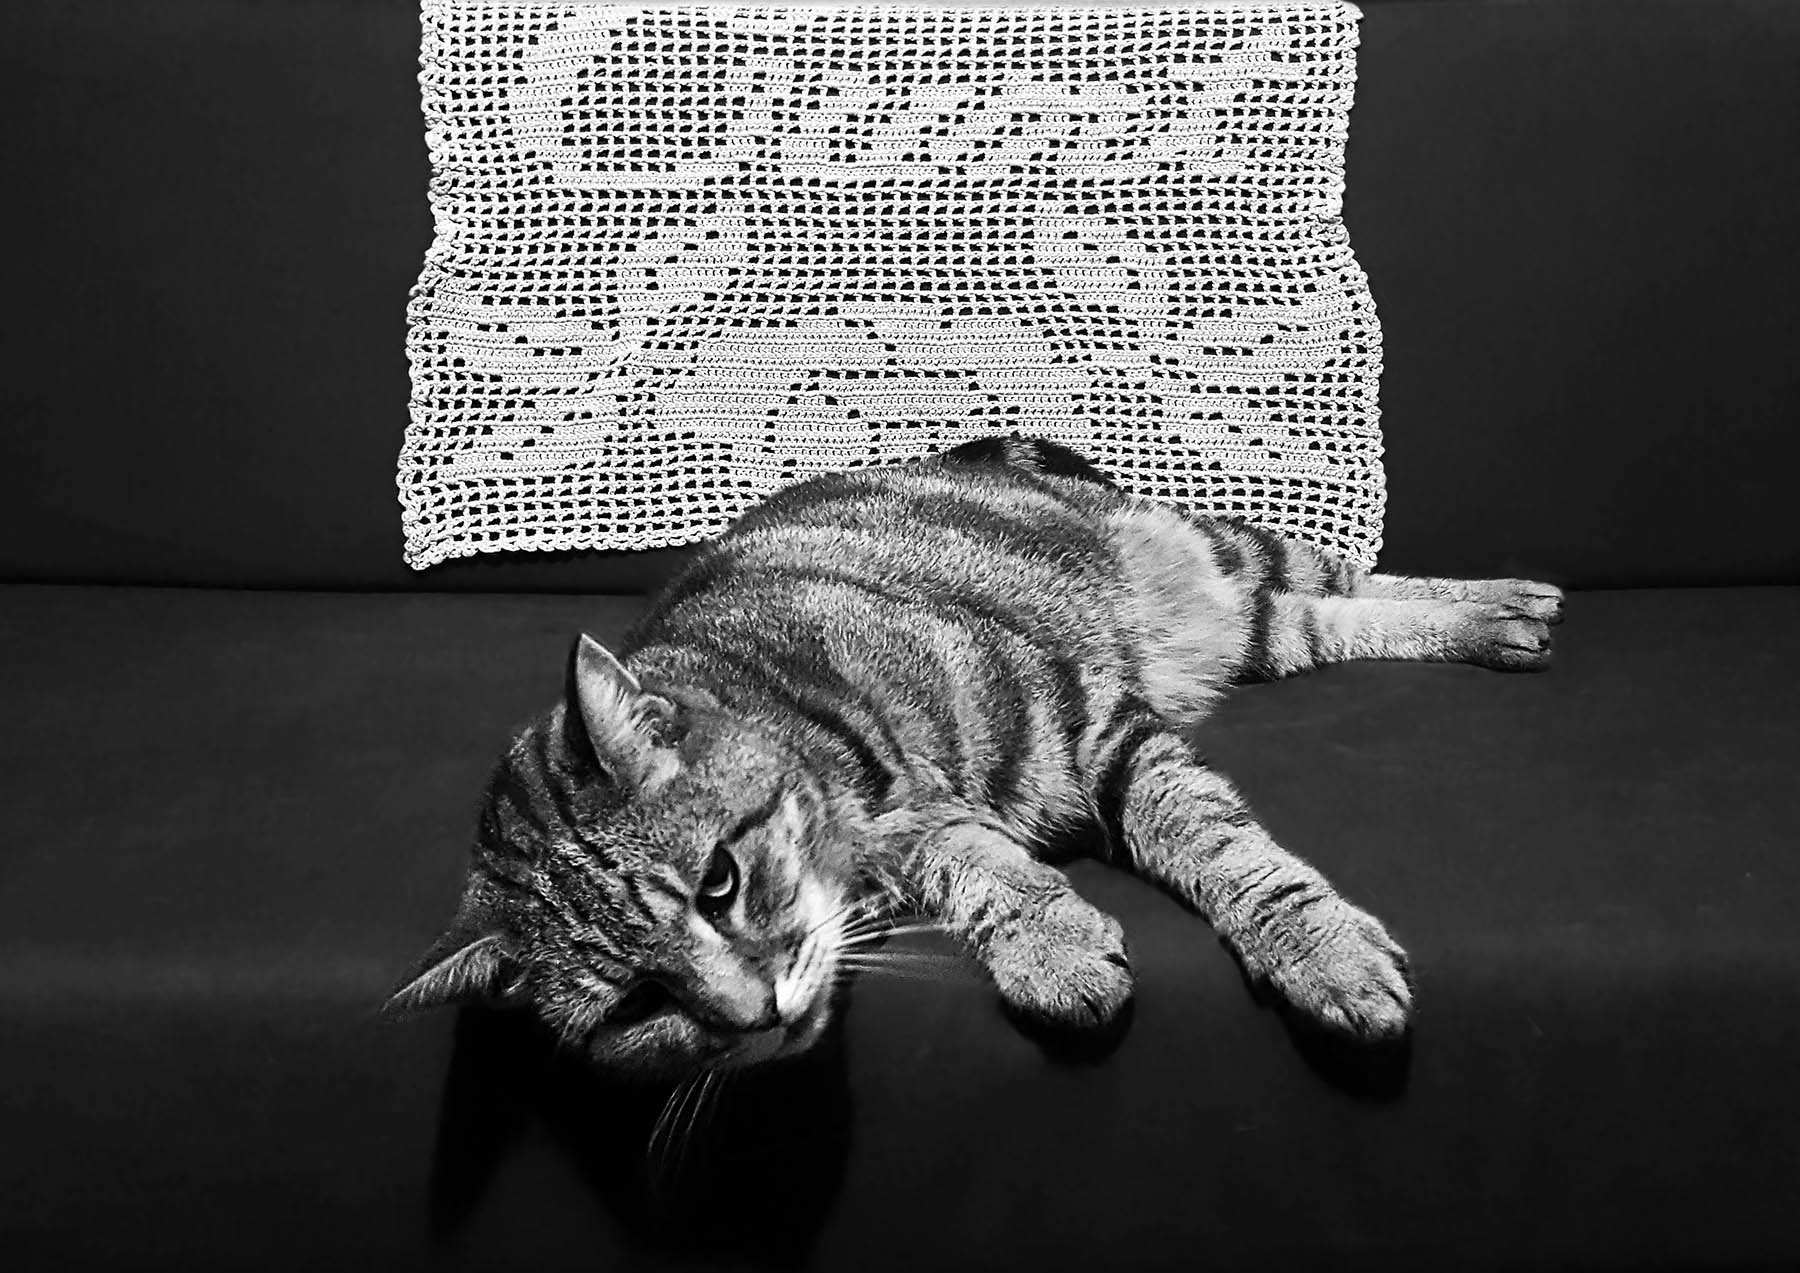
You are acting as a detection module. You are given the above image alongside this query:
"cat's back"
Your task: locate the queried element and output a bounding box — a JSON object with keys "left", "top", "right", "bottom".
{"left": 641, "top": 450, "right": 1129, "bottom": 647}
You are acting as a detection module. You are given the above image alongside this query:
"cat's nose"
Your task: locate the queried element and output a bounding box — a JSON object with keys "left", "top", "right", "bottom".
{"left": 714, "top": 980, "right": 779, "bottom": 1032}
{"left": 710, "top": 984, "right": 779, "bottom": 1032}
{"left": 687, "top": 947, "right": 782, "bottom": 1031}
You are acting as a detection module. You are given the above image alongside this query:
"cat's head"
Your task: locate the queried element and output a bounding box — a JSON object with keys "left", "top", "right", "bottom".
{"left": 389, "top": 635, "right": 861, "bottom": 1077}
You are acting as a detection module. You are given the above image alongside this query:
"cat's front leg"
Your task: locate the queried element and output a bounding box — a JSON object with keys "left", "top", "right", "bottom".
{"left": 1109, "top": 727, "right": 1413, "bottom": 1040}
{"left": 906, "top": 821, "right": 1134, "bottom": 1030}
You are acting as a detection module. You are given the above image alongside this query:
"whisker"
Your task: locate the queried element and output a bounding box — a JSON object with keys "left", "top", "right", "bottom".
{"left": 842, "top": 912, "right": 938, "bottom": 934}
{"left": 679, "top": 1071, "right": 713, "bottom": 1165}
{"left": 840, "top": 922, "right": 942, "bottom": 942}
{"left": 646, "top": 1076, "right": 690, "bottom": 1176}
{"left": 696, "top": 1067, "right": 729, "bottom": 1145}
{"left": 799, "top": 896, "right": 918, "bottom": 957}
{"left": 671, "top": 1070, "right": 716, "bottom": 1180}
{"left": 834, "top": 957, "right": 973, "bottom": 984}
{"left": 803, "top": 899, "right": 863, "bottom": 942}
{"left": 649, "top": 1070, "right": 709, "bottom": 1184}
{"left": 837, "top": 945, "right": 965, "bottom": 960}
{"left": 834, "top": 898, "right": 913, "bottom": 929}
{"left": 835, "top": 957, "right": 964, "bottom": 979}
{"left": 836, "top": 947, "right": 963, "bottom": 964}
{"left": 832, "top": 918, "right": 891, "bottom": 944}
{"left": 835, "top": 928, "right": 947, "bottom": 954}
{"left": 835, "top": 917, "right": 943, "bottom": 945}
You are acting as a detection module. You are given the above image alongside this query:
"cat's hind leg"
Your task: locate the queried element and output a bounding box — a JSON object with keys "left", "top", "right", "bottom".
{"left": 1205, "top": 515, "right": 1566, "bottom": 625}
{"left": 906, "top": 821, "right": 1134, "bottom": 1030}
{"left": 1101, "top": 724, "right": 1412, "bottom": 1040}
{"left": 1226, "top": 526, "right": 1566, "bottom": 675}
{"left": 1354, "top": 571, "right": 1565, "bottom": 624}
{"left": 1202, "top": 514, "right": 1569, "bottom": 626}
{"left": 1243, "top": 590, "right": 1556, "bottom": 678}
{"left": 1112, "top": 502, "right": 1561, "bottom": 687}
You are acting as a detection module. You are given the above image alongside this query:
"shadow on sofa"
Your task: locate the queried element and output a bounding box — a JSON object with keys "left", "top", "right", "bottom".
{"left": 427, "top": 1004, "right": 853, "bottom": 1268}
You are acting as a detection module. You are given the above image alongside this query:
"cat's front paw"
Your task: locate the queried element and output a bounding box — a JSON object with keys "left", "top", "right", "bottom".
{"left": 984, "top": 895, "right": 1134, "bottom": 1031}
{"left": 1247, "top": 898, "right": 1413, "bottom": 1042}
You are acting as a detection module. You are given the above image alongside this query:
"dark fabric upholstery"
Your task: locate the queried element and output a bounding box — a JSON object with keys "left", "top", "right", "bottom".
{"left": 3, "top": 0, "right": 1799, "bottom": 591}
{"left": 4, "top": 583, "right": 1797, "bottom": 1270}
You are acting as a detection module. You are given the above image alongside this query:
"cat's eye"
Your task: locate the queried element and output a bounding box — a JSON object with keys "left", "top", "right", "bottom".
{"left": 697, "top": 847, "right": 740, "bottom": 913}
{"left": 607, "top": 979, "right": 671, "bottom": 1027}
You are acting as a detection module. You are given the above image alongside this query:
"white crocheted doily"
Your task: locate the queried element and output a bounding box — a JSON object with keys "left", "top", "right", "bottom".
{"left": 401, "top": 1, "right": 1383, "bottom": 569}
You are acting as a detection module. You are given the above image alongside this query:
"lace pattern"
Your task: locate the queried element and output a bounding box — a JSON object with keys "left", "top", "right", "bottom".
{"left": 401, "top": 1, "right": 1382, "bottom": 569}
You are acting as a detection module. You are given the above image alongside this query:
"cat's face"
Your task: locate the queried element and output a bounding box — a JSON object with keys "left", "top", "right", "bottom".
{"left": 391, "top": 636, "right": 861, "bottom": 1077}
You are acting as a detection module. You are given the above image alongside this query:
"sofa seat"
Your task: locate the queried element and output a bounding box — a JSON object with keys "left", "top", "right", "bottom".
{"left": 2, "top": 583, "right": 1796, "bottom": 1271}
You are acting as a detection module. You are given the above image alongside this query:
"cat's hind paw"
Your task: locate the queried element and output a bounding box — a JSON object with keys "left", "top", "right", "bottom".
{"left": 1468, "top": 578, "right": 1565, "bottom": 626}
{"left": 1460, "top": 601, "right": 1556, "bottom": 672}
{"left": 1495, "top": 579, "right": 1565, "bottom": 625}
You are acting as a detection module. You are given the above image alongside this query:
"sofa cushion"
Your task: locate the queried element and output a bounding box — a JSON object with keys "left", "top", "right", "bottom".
{"left": 2, "top": 583, "right": 1796, "bottom": 1270}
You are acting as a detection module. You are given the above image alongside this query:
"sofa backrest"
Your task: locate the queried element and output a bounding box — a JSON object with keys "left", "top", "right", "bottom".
{"left": 5, "top": 0, "right": 1796, "bottom": 592}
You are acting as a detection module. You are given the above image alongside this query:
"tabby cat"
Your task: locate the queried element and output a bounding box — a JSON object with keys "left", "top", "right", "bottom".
{"left": 391, "top": 437, "right": 1562, "bottom": 1076}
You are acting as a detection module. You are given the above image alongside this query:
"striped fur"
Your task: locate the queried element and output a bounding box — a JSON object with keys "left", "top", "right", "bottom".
{"left": 393, "top": 436, "right": 1564, "bottom": 1074}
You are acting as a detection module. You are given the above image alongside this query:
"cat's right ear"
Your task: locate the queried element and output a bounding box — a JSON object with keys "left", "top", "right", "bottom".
{"left": 383, "top": 884, "right": 516, "bottom": 1018}
{"left": 563, "top": 633, "right": 681, "bottom": 790}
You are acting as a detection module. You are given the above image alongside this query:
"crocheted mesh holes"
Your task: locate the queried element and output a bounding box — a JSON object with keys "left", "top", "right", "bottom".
{"left": 401, "top": 1, "right": 1383, "bottom": 569}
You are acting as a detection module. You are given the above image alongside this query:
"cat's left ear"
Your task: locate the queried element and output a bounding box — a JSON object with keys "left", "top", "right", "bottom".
{"left": 384, "top": 882, "right": 517, "bottom": 1017}
{"left": 564, "top": 633, "right": 682, "bottom": 790}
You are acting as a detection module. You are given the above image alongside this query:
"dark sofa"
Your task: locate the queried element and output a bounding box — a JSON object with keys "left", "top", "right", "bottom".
{"left": 4, "top": 2, "right": 1798, "bottom": 1270}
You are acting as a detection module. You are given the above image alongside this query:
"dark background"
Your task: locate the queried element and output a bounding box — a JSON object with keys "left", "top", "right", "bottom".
{"left": 3, "top": 0, "right": 1797, "bottom": 594}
